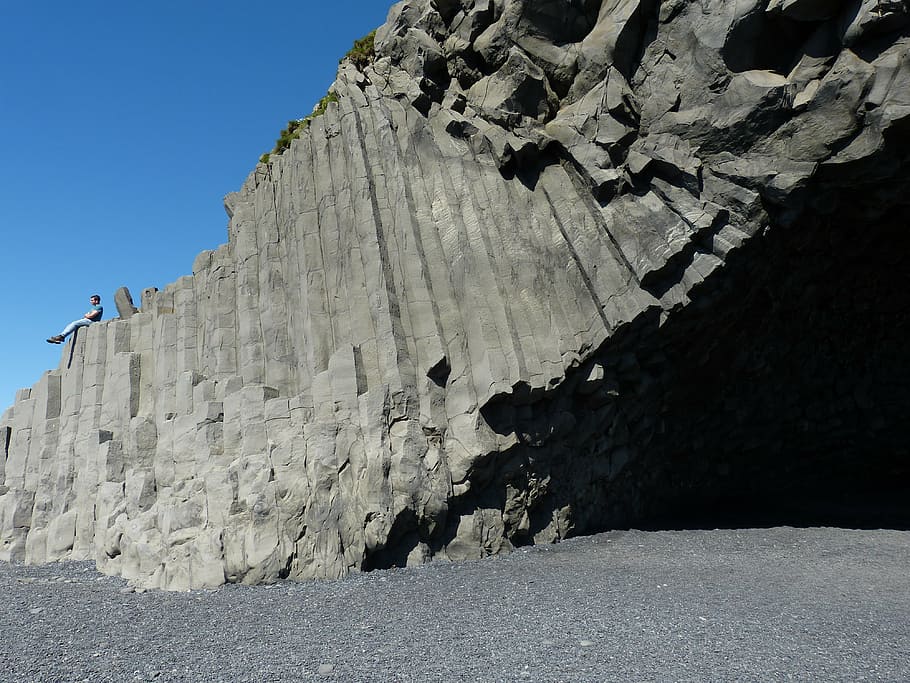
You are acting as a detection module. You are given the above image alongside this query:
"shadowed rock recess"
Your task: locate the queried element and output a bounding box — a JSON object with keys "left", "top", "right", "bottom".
{"left": 2, "top": 0, "right": 909, "bottom": 590}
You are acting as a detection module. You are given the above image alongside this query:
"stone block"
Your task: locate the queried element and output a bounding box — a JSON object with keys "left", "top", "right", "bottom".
{"left": 194, "top": 423, "right": 224, "bottom": 473}
{"left": 159, "top": 485, "right": 206, "bottom": 540}
{"left": 99, "top": 439, "right": 125, "bottom": 483}
{"left": 141, "top": 287, "right": 158, "bottom": 312}
{"left": 192, "top": 249, "right": 215, "bottom": 274}
{"left": 176, "top": 371, "right": 204, "bottom": 416}
{"left": 264, "top": 397, "right": 290, "bottom": 423}
{"left": 24, "top": 526, "right": 48, "bottom": 564}
{"left": 129, "top": 416, "right": 158, "bottom": 467}
{"left": 221, "top": 393, "right": 243, "bottom": 460}
{"left": 44, "top": 373, "right": 62, "bottom": 420}
{"left": 155, "top": 289, "right": 175, "bottom": 317}
{"left": 161, "top": 527, "right": 225, "bottom": 591}
{"left": 114, "top": 286, "right": 139, "bottom": 319}
{"left": 0, "top": 489, "right": 35, "bottom": 561}
{"left": 45, "top": 509, "right": 77, "bottom": 560}
{"left": 107, "top": 320, "right": 133, "bottom": 356}
{"left": 124, "top": 469, "right": 156, "bottom": 516}
{"left": 196, "top": 402, "right": 224, "bottom": 426}
{"left": 193, "top": 380, "right": 217, "bottom": 406}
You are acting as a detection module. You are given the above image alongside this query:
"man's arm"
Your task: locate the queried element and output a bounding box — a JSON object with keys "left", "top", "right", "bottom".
{"left": 84, "top": 309, "right": 100, "bottom": 320}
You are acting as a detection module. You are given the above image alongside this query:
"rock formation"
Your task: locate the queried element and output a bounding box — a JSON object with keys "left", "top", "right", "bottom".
{"left": 2, "top": 0, "right": 908, "bottom": 590}
{"left": 114, "top": 286, "right": 139, "bottom": 320}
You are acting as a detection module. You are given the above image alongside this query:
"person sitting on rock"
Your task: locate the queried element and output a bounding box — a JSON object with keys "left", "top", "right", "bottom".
{"left": 47, "top": 294, "right": 103, "bottom": 344}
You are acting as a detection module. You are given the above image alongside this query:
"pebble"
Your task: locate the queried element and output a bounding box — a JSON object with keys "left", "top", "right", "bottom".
{"left": 0, "top": 528, "right": 906, "bottom": 682}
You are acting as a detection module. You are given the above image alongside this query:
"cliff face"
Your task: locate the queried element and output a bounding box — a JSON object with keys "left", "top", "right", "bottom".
{"left": 2, "top": 0, "right": 908, "bottom": 589}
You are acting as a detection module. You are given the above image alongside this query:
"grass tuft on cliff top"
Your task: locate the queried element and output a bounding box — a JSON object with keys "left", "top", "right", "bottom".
{"left": 343, "top": 29, "right": 376, "bottom": 69}
{"left": 259, "top": 30, "right": 377, "bottom": 164}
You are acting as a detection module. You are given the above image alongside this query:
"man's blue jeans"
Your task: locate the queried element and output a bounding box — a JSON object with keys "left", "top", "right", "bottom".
{"left": 61, "top": 318, "right": 93, "bottom": 340}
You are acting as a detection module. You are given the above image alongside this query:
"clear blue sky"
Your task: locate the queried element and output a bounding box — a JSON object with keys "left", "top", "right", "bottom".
{"left": 0, "top": 1, "right": 393, "bottom": 409}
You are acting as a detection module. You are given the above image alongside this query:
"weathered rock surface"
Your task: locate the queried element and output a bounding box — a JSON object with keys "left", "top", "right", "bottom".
{"left": 114, "top": 286, "right": 139, "bottom": 320}
{"left": 2, "top": 0, "right": 909, "bottom": 589}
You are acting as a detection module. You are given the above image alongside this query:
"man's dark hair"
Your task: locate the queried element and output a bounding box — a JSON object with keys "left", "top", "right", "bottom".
{"left": 91, "top": 294, "right": 101, "bottom": 301}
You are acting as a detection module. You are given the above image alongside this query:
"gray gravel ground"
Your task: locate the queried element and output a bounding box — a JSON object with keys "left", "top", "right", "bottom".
{"left": 1, "top": 527, "right": 908, "bottom": 682}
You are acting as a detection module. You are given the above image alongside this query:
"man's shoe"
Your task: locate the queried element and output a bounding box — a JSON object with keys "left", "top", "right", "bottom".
{"left": 46, "top": 336, "right": 63, "bottom": 344}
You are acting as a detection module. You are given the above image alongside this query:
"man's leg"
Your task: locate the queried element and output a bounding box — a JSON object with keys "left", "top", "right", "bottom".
{"left": 60, "top": 318, "right": 92, "bottom": 340}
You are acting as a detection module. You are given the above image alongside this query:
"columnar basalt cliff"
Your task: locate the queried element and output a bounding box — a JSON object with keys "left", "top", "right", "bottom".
{"left": 2, "top": 0, "right": 909, "bottom": 589}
